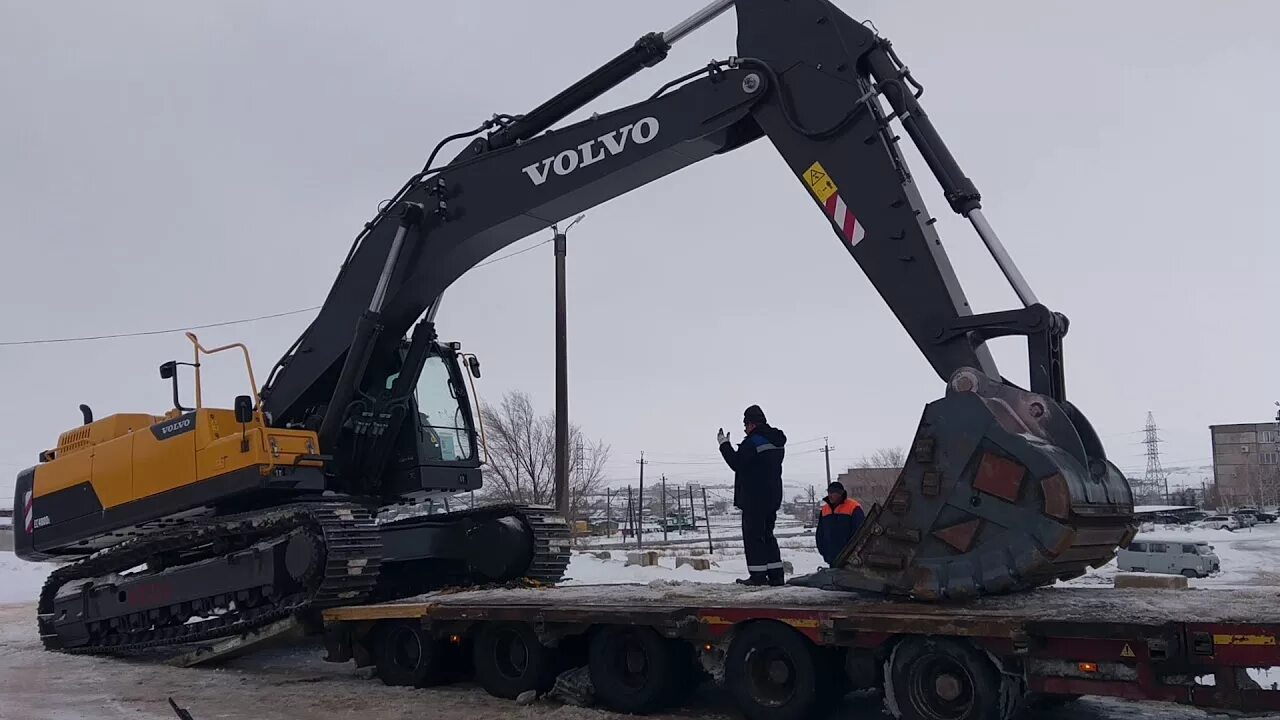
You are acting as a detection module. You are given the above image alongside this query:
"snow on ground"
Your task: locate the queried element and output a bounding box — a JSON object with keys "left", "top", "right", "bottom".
{"left": 1060, "top": 521, "right": 1280, "bottom": 589}
{"left": 565, "top": 532, "right": 826, "bottom": 586}
{"left": 0, "top": 550, "right": 52, "bottom": 603}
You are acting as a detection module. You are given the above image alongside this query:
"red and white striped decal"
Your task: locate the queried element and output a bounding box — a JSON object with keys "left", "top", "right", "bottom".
{"left": 802, "top": 160, "right": 866, "bottom": 248}
{"left": 823, "top": 192, "right": 866, "bottom": 247}
{"left": 24, "top": 490, "right": 33, "bottom": 534}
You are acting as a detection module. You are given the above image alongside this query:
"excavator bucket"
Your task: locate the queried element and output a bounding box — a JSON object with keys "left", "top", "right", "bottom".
{"left": 809, "top": 368, "right": 1137, "bottom": 601}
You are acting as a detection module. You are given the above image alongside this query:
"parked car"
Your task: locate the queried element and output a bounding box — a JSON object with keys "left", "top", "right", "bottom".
{"left": 1184, "top": 510, "right": 1210, "bottom": 523}
{"left": 1119, "top": 538, "right": 1220, "bottom": 578}
{"left": 1231, "top": 512, "right": 1258, "bottom": 528}
{"left": 1153, "top": 513, "right": 1187, "bottom": 525}
{"left": 1253, "top": 511, "right": 1278, "bottom": 524}
{"left": 1197, "top": 515, "right": 1240, "bottom": 531}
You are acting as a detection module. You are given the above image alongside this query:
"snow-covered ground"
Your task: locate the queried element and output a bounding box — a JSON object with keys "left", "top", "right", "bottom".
{"left": 0, "top": 549, "right": 52, "bottom": 603}
{"left": 1059, "top": 521, "right": 1280, "bottom": 589}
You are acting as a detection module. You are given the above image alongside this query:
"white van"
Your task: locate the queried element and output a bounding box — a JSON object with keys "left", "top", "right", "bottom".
{"left": 1118, "top": 538, "right": 1220, "bottom": 578}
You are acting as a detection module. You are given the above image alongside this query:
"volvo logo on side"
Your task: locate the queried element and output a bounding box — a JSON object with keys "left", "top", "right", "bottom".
{"left": 521, "top": 117, "right": 660, "bottom": 186}
{"left": 150, "top": 412, "right": 197, "bottom": 441}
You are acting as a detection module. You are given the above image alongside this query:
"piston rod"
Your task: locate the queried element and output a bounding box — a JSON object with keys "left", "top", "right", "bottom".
{"left": 663, "top": 0, "right": 736, "bottom": 45}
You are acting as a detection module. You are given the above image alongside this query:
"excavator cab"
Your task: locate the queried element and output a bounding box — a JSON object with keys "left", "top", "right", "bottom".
{"left": 337, "top": 323, "right": 484, "bottom": 502}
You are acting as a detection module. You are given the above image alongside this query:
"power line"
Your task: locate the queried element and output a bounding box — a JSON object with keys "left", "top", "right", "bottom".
{"left": 0, "top": 237, "right": 554, "bottom": 348}
{"left": 0, "top": 306, "right": 320, "bottom": 347}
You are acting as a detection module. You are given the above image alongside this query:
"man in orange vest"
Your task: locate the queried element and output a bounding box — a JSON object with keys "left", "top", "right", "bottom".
{"left": 816, "top": 481, "right": 865, "bottom": 567}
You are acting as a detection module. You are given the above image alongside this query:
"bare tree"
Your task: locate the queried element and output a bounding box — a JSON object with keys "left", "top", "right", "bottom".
{"left": 479, "top": 390, "right": 610, "bottom": 523}
{"left": 856, "top": 447, "right": 906, "bottom": 469}
{"left": 836, "top": 447, "right": 907, "bottom": 506}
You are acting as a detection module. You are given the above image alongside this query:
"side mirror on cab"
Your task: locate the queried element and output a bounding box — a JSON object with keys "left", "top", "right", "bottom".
{"left": 467, "top": 356, "right": 481, "bottom": 379}
{"left": 234, "top": 395, "right": 254, "bottom": 424}
{"left": 159, "top": 361, "right": 176, "bottom": 380}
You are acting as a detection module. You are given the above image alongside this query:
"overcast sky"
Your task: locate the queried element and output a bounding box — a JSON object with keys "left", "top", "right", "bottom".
{"left": 2, "top": 1, "right": 1277, "bottom": 499}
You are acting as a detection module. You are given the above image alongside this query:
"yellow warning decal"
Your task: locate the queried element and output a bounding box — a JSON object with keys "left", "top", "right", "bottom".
{"left": 1120, "top": 643, "right": 1136, "bottom": 658}
{"left": 803, "top": 161, "right": 838, "bottom": 204}
{"left": 783, "top": 618, "right": 821, "bottom": 630}
{"left": 701, "top": 615, "right": 733, "bottom": 626}
{"left": 1214, "top": 634, "right": 1277, "bottom": 646}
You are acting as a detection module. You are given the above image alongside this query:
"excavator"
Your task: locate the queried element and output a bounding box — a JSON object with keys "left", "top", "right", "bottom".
{"left": 14, "top": 0, "right": 1135, "bottom": 653}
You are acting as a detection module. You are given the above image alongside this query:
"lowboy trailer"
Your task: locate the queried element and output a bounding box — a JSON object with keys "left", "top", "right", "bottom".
{"left": 321, "top": 582, "right": 1280, "bottom": 720}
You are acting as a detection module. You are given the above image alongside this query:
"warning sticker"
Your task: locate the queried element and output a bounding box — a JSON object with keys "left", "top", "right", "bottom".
{"left": 803, "top": 161, "right": 838, "bottom": 204}
{"left": 1120, "top": 643, "right": 1136, "bottom": 658}
{"left": 1214, "top": 634, "right": 1277, "bottom": 646}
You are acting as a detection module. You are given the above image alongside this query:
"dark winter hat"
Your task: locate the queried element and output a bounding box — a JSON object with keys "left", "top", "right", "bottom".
{"left": 743, "top": 405, "right": 767, "bottom": 424}
{"left": 827, "top": 481, "right": 845, "bottom": 493}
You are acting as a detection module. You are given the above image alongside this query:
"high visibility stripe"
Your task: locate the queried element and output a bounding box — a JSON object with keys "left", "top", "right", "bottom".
{"left": 823, "top": 188, "right": 865, "bottom": 247}
{"left": 755, "top": 443, "right": 780, "bottom": 453}
{"left": 821, "top": 499, "right": 862, "bottom": 517}
{"left": 765, "top": 562, "right": 785, "bottom": 570}
{"left": 746, "top": 564, "right": 769, "bottom": 572}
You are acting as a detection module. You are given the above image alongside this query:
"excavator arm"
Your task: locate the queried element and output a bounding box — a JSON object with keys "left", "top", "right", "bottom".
{"left": 260, "top": 0, "right": 1136, "bottom": 598}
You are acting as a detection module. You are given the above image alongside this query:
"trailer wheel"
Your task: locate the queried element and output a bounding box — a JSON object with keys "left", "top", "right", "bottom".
{"left": 373, "top": 621, "right": 442, "bottom": 687}
{"left": 725, "top": 621, "right": 821, "bottom": 720}
{"left": 472, "top": 622, "right": 558, "bottom": 700}
{"left": 588, "top": 625, "right": 681, "bottom": 713}
{"left": 887, "top": 637, "right": 1006, "bottom": 720}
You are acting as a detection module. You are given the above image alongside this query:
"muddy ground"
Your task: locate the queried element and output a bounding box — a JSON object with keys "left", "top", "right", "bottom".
{"left": 0, "top": 603, "right": 1260, "bottom": 720}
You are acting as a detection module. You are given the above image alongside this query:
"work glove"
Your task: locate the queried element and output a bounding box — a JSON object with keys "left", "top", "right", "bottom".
{"left": 717, "top": 428, "right": 730, "bottom": 445}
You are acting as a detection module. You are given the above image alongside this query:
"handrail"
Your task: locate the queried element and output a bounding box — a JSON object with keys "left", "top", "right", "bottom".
{"left": 184, "top": 332, "right": 262, "bottom": 421}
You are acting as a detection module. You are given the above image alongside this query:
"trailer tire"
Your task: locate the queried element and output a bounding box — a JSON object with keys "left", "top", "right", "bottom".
{"left": 725, "top": 621, "right": 821, "bottom": 720}
{"left": 588, "top": 625, "right": 680, "bottom": 713}
{"left": 373, "top": 621, "right": 442, "bottom": 687}
{"left": 887, "top": 637, "right": 1005, "bottom": 720}
{"left": 473, "top": 622, "right": 558, "bottom": 700}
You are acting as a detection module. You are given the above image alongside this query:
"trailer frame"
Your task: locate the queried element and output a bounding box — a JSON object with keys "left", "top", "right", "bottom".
{"left": 322, "top": 584, "right": 1280, "bottom": 718}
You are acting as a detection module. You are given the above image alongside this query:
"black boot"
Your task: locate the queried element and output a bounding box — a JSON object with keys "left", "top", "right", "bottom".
{"left": 767, "top": 567, "right": 785, "bottom": 587}
{"left": 736, "top": 573, "right": 769, "bottom": 586}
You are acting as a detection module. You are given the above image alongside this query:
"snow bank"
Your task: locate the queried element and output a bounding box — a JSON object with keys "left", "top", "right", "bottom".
{"left": 0, "top": 551, "right": 51, "bottom": 604}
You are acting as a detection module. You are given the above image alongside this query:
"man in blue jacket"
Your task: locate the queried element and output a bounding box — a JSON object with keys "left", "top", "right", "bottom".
{"left": 719, "top": 405, "right": 787, "bottom": 586}
{"left": 816, "top": 481, "right": 865, "bottom": 567}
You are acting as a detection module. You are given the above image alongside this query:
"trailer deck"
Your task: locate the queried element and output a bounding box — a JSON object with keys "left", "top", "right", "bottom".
{"left": 323, "top": 582, "right": 1280, "bottom": 719}
{"left": 324, "top": 581, "right": 1280, "bottom": 625}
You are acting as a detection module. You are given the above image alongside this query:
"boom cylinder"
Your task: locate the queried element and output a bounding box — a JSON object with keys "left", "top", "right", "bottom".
{"left": 318, "top": 203, "right": 423, "bottom": 449}
{"left": 487, "top": 2, "right": 734, "bottom": 151}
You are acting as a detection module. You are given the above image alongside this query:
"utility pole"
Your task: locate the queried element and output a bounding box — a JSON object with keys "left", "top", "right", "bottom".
{"left": 822, "top": 436, "right": 835, "bottom": 486}
{"left": 660, "top": 474, "right": 668, "bottom": 542}
{"left": 626, "top": 485, "right": 634, "bottom": 545}
{"left": 552, "top": 215, "right": 584, "bottom": 518}
{"left": 702, "top": 487, "right": 714, "bottom": 552}
{"left": 605, "top": 488, "right": 612, "bottom": 538}
{"left": 675, "top": 488, "right": 683, "bottom": 534}
{"left": 688, "top": 484, "right": 697, "bottom": 531}
{"left": 636, "top": 452, "right": 647, "bottom": 548}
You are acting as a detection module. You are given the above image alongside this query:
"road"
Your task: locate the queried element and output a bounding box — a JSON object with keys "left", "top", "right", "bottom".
{"left": 0, "top": 603, "right": 1262, "bottom": 720}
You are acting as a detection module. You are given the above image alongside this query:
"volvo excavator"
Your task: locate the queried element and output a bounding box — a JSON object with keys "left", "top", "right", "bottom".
{"left": 14, "top": 0, "right": 1136, "bottom": 654}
